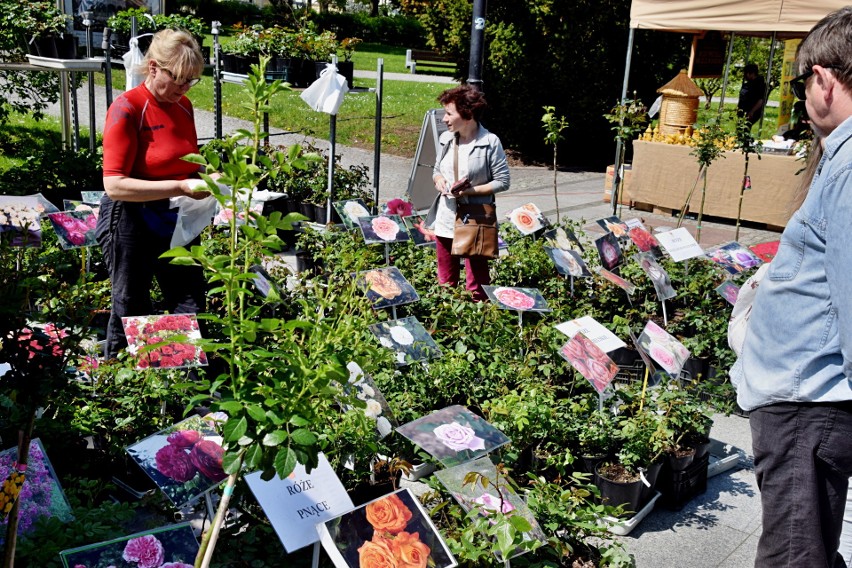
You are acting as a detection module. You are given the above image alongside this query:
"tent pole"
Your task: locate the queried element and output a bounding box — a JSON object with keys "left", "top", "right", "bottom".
{"left": 757, "top": 31, "right": 777, "bottom": 135}
{"left": 612, "top": 27, "right": 635, "bottom": 216}
{"left": 717, "top": 32, "right": 736, "bottom": 116}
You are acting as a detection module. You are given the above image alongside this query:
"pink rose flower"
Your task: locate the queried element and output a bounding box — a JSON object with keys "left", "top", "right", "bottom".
{"left": 386, "top": 199, "right": 413, "bottom": 217}
{"left": 493, "top": 287, "right": 536, "bottom": 310}
{"left": 155, "top": 444, "right": 198, "bottom": 482}
{"left": 433, "top": 422, "right": 486, "bottom": 452}
{"left": 473, "top": 492, "right": 515, "bottom": 514}
{"left": 161, "top": 564, "right": 194, "bottom": 568}
{"left": 189, "top": 439, "right": 227, "bottom": 482}
{"left": 649, "top": 343, "right": 677, "bottom": 373}
{"left": 371, "top": 216, "right": 400, "bottom": 241}
{"left": 167, "top": 430, "right": 202, "bottom": 448}
{"left": 122, "top": 535, "right": 165, "bottom": 568}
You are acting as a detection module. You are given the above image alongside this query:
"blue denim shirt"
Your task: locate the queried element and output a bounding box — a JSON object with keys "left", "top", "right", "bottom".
{"left": 732, "top": 115, "right": 852, "bottom": 411}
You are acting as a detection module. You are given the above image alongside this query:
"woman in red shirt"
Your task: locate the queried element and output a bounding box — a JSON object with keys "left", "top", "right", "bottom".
{"left": 96, "top": 29, "right": 209, "bottom": 359}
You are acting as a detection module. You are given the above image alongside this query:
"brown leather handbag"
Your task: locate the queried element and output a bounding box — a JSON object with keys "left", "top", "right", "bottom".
{"left": 449, "top": 135, "right": 498, "bottom": 258}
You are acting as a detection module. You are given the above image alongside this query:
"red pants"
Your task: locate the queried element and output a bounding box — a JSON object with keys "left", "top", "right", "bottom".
{"left": 435, "top": 235, "right": 490, "bottom": 301}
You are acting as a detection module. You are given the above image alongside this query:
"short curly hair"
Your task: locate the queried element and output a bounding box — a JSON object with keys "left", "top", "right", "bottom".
{"left": 437, "top": 84, "right": 488, "bottom": 122}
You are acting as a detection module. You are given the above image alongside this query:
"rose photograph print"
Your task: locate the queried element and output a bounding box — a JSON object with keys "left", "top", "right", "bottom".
{"left": 319, "top": 488, "right": 456, "bottom": 568}
{"left": 126, "top": 414, "right": 227, "bottom": 507}
{"left": 595, "top": 232, "right": 623, "bottom": 271}
{"left": 341, "top": 362, "right": 397, "bottom": 439}
{"left": 395, "top": 405, "right": 510, "bottom": 467}
{"left": 248, "top": 264, "right": 281, "bottom": 301}
{"left": 355, "top": 267, "right": 420, "bottom": 309}
{"left": 628, "top": 226, "right": 663, "bottom": 259}
{"left": 60, "top": 523, "right": 198, "bottom": 568}
{"left": 544, "top": 246, "right": 592, "bottom": 278}
{"left": 121, "top": 314, "right": 208, "bottom": 370}
{"left": 334, "top": 199, "right": 371, "bottom": 230}
{"left": 0, "top": 202, "right": 42, "bottom": 248}
{"left": 0, "top": 439, "right": 73, "bottom": 547}
{"left": 637, "top": 320, "right": 691, "bottom": 378}
{"left": 402, "top": 214, "right": 437, "bottom": 246}
{"left": 597, "top": 268, "right": 636, "bottom": 295}
{"left": 633, "top": 252, "right": 676, "bottom": 301}
{"left": 483, "top": 286, "right": 550, "bottom": 312}
{"left": 434, "top": 458, "right": 545, "bottom": 559}
{"left": 81, "top": 190, "right": 105, "bottom": 205}
{"left": 705, "top": 242, "right": 763, "bottom": 274}
{"left": 595, "top": 216, "right": 629, "bottom": 238}
{"left": 368, "top": 316, "right": 441, "bottom": 366}
{"left": 47, "top": 210, "right": 99, "bottom": 250}
{"left": 715, "top": 281, "right": 740, "bottom": 306}
{"left": 543, "top": 226, "right": 584, "bottom": 252}
{"left": 507, "top": 203, "right": 544, "bottom": 235}
{"left": 558, "top": 332, "right": 619, "bottom": 394}
{"left": 214, "top": 201, "right": 264, "bottom": 227}
{"left": 358, "top": 214, "right": 409, "bottom": 244}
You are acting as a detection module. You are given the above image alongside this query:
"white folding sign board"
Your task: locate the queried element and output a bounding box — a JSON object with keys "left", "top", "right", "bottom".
{"left": 555, "top": 315, "right": 626, "bottom": 353}
{"left": 245, "top": 453, "right": 354, "bottom": 553}
{"left": 655, "top": 227, "right": 704, "bottom": 262}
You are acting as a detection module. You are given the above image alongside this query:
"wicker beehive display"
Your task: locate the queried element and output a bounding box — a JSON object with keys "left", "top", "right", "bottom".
{"left": 657, "top": 70, "right": 702, "bottom": 136}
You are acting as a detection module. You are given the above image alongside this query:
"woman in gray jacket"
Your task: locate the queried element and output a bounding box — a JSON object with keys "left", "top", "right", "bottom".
{"left": 427, "top": 85, "right": 510, "bottom": 301}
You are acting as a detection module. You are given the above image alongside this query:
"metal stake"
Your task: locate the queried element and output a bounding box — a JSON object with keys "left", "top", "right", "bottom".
{"left": 212, "top": 21, "right": 222, "bottom": 140}
{"left": 373, "top": 58, "right": 383, "bottom": 210}
{"left": 84, "top": 11, "right": 96, "bottom": 151}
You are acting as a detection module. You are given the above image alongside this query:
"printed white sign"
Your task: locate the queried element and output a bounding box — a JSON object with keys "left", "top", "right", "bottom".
{"left": 654, "top": 227, "right": 704, "bottom": 262}
{"left": 245, "top": 453, "right": 354, "bottom": 553}
{"left": 555, "top": 315, "right": 626, "bottom": 353}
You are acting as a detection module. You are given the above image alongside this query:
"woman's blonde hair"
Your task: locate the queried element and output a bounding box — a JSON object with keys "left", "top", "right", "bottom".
{"left": 140, "top": 29, "right": 203, "bottom": 81}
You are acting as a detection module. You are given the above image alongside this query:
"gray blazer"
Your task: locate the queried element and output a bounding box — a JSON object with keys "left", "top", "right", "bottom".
{"left": 425, "top": 124, "right": 510, "bottom": 227}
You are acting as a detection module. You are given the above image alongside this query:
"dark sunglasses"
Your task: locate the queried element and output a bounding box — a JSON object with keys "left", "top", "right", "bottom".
{"left": 789, "top": 65, "right": 840, "bottom": 100}
{"left": 160, "top": 67, "right": 202, "bottom": 88}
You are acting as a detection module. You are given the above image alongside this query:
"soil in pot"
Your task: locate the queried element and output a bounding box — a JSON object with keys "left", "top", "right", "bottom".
{"left": 596, "top": 462, "right": 645, "bottom": 512}
{"left": 667, "top": 446, "right": 696, "bottom": 471}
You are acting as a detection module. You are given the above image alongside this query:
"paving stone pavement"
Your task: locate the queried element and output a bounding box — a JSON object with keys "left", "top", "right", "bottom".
{"left": 44, "top": 75, "right": 778, "bottom": 567}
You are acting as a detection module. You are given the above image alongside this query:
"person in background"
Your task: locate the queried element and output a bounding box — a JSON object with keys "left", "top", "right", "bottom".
{"left": 730, "top": 7, "right": 852, "bottom": 567}
{"left": 425, "top": 85, "right": 510, "bottom": 301}
{"left": 95, "top": 29, "right": 209, "bottom": 359}
{"left": 737, "top": 63, "right": 767, "bottom": 127}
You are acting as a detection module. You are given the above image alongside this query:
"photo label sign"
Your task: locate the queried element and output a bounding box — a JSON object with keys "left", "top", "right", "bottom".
{"left": 554, "top": 316, "right": 626, "bottom": 353}
{"left": 245, "top": 453, "right": 354, "bottom": 553}
{"left": 654, "top": 227, "right": 704, "bottom": 262}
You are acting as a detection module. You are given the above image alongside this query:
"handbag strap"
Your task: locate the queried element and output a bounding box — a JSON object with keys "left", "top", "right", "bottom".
{"left": 453, "top": 132, "right": 459, "bottom": 183}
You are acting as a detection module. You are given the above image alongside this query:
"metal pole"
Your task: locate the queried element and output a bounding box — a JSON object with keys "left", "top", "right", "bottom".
{"left": 611, "top": 27, "right": 635, "bottom": 216}
{"left": 467, "top": 0, "right": 487, "bottom": 91}
{"left": 70, "top": 72, "right": 80, "bottom": 151}
{"left": 84, "top": 11, "right": 96, "bottom": 151}
{"left": 717, "top": 32, "right": 736, "bottom": 115}
{"left": 102, "top": 27, "right": 113, "bottom": 108}
{"left": 757, "top": 32, "right": 777, "bottom": 135}
{"left": 326, "top": 114, "right": 337, "bottom": 225}
{"left": 212, "top": 21, "right": 222, "bottom": 140}
{"left": 373, "top": 58, "right": 383, "bottom": 212}
{"left": 59, "top": 71, "right": 72, "bottom": 150}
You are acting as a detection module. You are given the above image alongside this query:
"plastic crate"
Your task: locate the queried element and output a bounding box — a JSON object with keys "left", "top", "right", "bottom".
{"left": 657, "top": 453, "right": 709, "bottom": 511}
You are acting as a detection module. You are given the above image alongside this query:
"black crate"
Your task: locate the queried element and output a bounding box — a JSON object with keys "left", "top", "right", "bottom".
{"left": 657, "top": 453, "right": 709, "bottom": 511}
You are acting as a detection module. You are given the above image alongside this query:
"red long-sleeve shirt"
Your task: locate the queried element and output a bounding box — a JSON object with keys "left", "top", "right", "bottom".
{"left": 102, "top": 83, "right": 199, "bottom": 181}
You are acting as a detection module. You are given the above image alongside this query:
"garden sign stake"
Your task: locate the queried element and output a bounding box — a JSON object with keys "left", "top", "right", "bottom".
{"left": 639, "top": 366, "right": 650, "bottom": 412}
{"left": 662, "top": 301, "right": 668, "bottom": 327}
{"left": 312, "top": 541, "right": 321, "bottom": 568}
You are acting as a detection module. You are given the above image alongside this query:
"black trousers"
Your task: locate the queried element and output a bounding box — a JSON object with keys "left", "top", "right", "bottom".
{"left": 96, "top": 199, "right": 206, "bottom": 359}
{"left": 751, "top": 402, "right": 852, "bottom": 568}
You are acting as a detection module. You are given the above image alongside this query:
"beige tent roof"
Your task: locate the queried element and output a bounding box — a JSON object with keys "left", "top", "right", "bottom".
{"left": 630, "top": 0, "right": 850, "bottom": 34}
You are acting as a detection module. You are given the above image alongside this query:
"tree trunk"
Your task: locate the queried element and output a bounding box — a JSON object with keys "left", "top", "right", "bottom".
{"left": 371, "top": 0, "right": 380, "bottom": 16}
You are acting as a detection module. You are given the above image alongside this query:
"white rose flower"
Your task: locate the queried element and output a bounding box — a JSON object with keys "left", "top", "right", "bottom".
{"left": 379, "top": 337, "right": 394, "bottom": 349}
{"left": 396, "top": 351, "right": 407, "bottom": 364}
{"left": 346, "top": 361, "right": 364, "bottom": 383}
{"left": 364, "top": 399, "right": 383, "bottom": 418}
{"left": 389, "top": 325, "right": 414, "bottom": 345}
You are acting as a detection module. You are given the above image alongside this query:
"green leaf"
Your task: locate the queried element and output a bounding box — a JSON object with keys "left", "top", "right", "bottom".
{"left": 182, "top": 153, "right": 207, "bottom": 165}
{"left": 289, "top": 415, "right": 310, "bottom": 427}
{"left": 223, "top": 416, "right": 248, "bottom": 442}
{"left": 494, "top": 522, "right": 514, "bottom": 555}
{"left": 244, "top": 444, "right": 263, "bottom": 470}
{"left": 246, "top": 404, "right": 266, "bottom": 423}
{"left": 222, "top": 451, "right": 243, "bottom": 475}
{"left": 217, "top": 401, "right": 243, "bottom": 414}
{"left": 262, "top": 430, "right": 288, "bottom": 446}
{"left": 290, "top": 428, "right": 317, "bottom": 446}
{"left": 274, "top": 446, "right": 298, "bottom": 478}
{"left": 508, "top": 515, "right": 533, "bottom": 533}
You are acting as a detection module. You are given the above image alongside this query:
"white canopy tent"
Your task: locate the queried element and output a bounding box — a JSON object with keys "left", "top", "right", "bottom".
{"left": 610, "top": 0, "right": 849, "bottom": 212}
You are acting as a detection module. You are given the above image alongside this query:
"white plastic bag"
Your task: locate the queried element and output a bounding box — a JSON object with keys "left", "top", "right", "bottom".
{"left": 300, "top": 63, "right": 349, "bottom": 115}
{"left": 727, "top": 262, "right": 770, "bottom": 357}
{"left": 169, "top": 180, "right": 221, "bottom": 248}
{"left": 122, "top": 34, "right": 152, "bottom": 91}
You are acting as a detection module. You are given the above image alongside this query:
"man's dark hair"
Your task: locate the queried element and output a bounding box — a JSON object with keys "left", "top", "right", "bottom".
{"left": 437, "top": 85, "right": 488, "bottom": 122}
{"left": 743, "top": 63, "right": 759, "bottom": 76}
{"left": 796, "top": 6, "right": 852, "bottom": 92}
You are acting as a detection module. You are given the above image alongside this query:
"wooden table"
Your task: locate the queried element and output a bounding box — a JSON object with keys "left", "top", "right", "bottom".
{"left": 625, "top": 140, "right": 804, "bottom": 228}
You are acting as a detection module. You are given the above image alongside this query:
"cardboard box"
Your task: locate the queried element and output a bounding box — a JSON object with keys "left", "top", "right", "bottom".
{"left": 603, "top": 164, "right": 633, "bottom": 204}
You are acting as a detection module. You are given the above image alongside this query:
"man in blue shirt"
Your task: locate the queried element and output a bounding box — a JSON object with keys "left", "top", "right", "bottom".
{"left": 731, "top": 7, "right": 852, "bottom": 567}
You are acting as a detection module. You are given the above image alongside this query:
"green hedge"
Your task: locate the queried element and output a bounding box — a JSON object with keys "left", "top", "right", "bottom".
{"left": 308, "top": 12, "right": 427, "bottom": 48}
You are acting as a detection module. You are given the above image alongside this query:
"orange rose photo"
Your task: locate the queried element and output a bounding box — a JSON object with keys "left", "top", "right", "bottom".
{"left": 320, "top": 488, "right": 457, "bottom": 568}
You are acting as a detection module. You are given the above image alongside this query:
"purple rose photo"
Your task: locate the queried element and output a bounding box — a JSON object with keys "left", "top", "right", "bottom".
{"left": 705, "top": 241, "right": 763, "bottom": 275}
{"left": 60, "top": 523, "right": 198, "bottom": 568}
{"left": 126, "top": 414, "right": 227, "bottom": 507}
{"left": 595, "top": 232, "right": 623, "bottom": 271}
{"left": 715, "top": 281, "right": 740, "bottom": 306}
{"left": 395, "top": 405, "right": 509, "bottom": 467}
